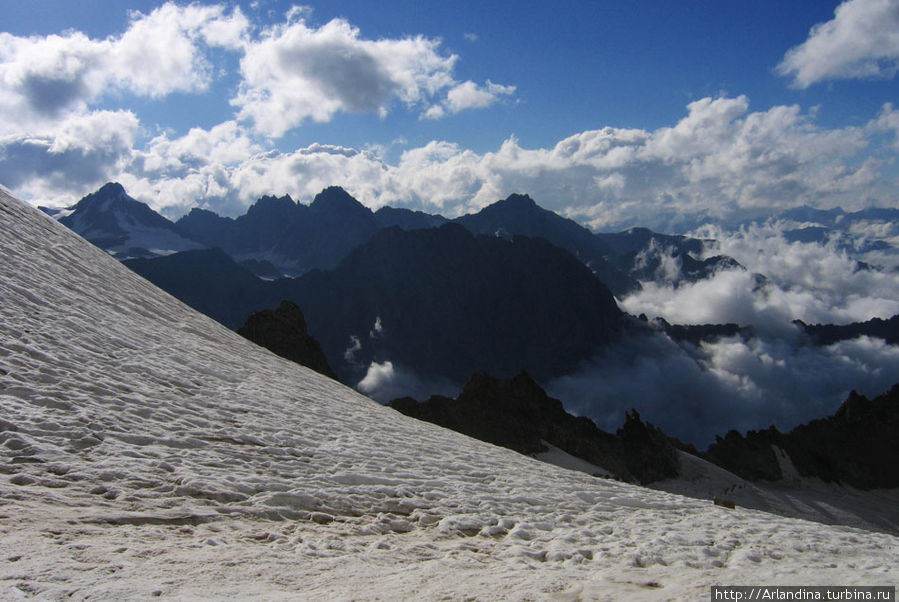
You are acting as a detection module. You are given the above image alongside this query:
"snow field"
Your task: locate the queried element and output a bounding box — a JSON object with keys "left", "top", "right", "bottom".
{"left": 1, "top": 189, "right": 897, "bottom": 599}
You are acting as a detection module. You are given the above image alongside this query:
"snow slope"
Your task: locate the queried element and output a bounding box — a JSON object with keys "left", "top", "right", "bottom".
{"left": 653, "top": 451, "right": 899, "bottom": 536}
{"left": 1, "top": 187, "right": 897, "bottom": 599}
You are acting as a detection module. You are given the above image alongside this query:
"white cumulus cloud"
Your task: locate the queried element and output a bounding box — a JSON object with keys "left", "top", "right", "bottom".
{"left": 0, "top": 2, "right": 248, "bottom": 134}
{"left": 777, "top": 0, "right": 899, "bottom": 88}
{"left": 441, "top": 80, "right": 516, "bottom": 115}
{"left": 232, "top": 13, "right": 513, "bottom": 136}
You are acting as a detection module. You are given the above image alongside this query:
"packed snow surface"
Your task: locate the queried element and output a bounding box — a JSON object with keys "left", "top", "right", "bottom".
{"left": 1, "top": 187, "right": 897, "bottom": 600}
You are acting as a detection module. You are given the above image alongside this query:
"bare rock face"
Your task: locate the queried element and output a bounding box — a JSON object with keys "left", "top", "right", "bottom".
{"left": 390, "top": 372, "right": 680, "bottom": 485}
{"left": 238, "top": 301, "right": 337, "bottom": 380}
{"left": 703, "top": 384, "right": 899, "bottom": 489}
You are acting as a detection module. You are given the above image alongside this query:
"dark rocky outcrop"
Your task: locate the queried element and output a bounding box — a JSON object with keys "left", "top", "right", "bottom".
{"left": 705, "top": 427, "right": 783, "bottom": 482}
{"left": 389, "top": 372, "right": 679, "bottom": 485}
{"left": 615, "top": 409, "right": 682, "bottom": 484}
{"left": 703, "top": 384, "right": 899, "bottom": 489}
{"left": 781, "top": 385, "right": 899, "bottom": 489}
{"left": 238, "top": 301, "right": 336, "bottom": 380}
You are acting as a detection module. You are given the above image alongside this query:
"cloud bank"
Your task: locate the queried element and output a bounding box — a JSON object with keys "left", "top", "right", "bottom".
{"left": 13, "top": 94, "right": 896, "bottom": 232}
{"left": 547, "top": 331, "right": 899, "bottom": 447}
{"left": 620, "top": 221, "right": 899, "bottom": 330}
{"left": 588, "top": 217, "right": 899, "bottom": 445}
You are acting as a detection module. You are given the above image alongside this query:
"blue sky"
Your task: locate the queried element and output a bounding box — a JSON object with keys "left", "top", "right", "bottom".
{"left": 2, "top": 0, "right": 898, "bottom": 230}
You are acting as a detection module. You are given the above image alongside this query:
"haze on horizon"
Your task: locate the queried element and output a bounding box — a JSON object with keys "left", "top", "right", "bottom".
{"left": 1, "top": 0, "right": 898, "bottom": 232}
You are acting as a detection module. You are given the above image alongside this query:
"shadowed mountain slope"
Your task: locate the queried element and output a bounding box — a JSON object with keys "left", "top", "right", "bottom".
{"left": 455, "top": 193, "right": 639, "bottom": 295}
{"left": 125, "top": 223, "right": 626, "bottom": 386}
{"left": 281, "top": 223, "right": 626, "bottom": 385}
{"left": 175, "top": 186, "right": 380, "bottom": 275}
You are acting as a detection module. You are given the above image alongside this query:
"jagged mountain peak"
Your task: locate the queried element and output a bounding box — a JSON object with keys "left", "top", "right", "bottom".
{"left": 309, "top": 186, "right": 368, "bottom": 215}
{"left": 455, "top": 193, "right": 638, "bottom": 295}
{"left": 57, "top": 182, "right": 202, "bottom": 259}
{"left": 95, "top": 181, "right": 127, "bottom": 197}
{"left": 494, "top": 193, "right": 538, "bottom": 209}
{"left": 246, "top": 193, "right": 298, "bottom": 216}
{"left": 73, "top": 181, "right": 140, "bottom": 212}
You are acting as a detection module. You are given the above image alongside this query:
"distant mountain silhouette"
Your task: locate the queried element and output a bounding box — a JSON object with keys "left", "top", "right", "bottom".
{"left": 592, "top": 227, "right": 748, "bottom": 285}
{"left": 238, "top": 300, "right": 336, "bottom": 380}
{"left": 174, "top": 207, "right": 237, "bottom": 248}
{"left": 374, "top": 206, "right": 449, "bottom": 230}
{"left": 628, "top": 250, "right": 744, "bottom": 285}
{"left": 797, "top": 315, "right": 899, "bottom": 346}
{"left": 55, "top": 183, "right": 745, "bottom": 297}
{"left": 175, "top": 186, "right": 379, "bottom": 275}
{"left": 49, "top": 182, "right": 203, "bottom": 259}
{"left": 772, "top": 205, "right": 899, "bottom": 256}
{"left": 124, "top": 248, "right": 272, "bottom": 330}
{"left": 776, "top": 205, "right": 899, "bottom": 229}
{"left": 453, "top": 195, "right": 741, "bottom": 294}
{"left": 389, "top": 372, "right": 679, "bottom": 484}
{"left": 595, "top": 226, "right": 703, "bottom": 258}
{"left": 642, "top": 315, "right": 753, "bottom": 346}
{"left": 238, "top": 258, "right": 282, "bottom": 280}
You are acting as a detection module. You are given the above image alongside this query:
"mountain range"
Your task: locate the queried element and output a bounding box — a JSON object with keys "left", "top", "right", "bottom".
{"left": 44, "top": 182, "right": 740, "bottom": 295}
{"left": 777, "top": 205, "right": 899, "bottom": 250}
{"left": 43, "top": 182, "right": 735, "bottom": 390}
{"left": 43, "top": 181, "right": 899, "bottom": 411}
{"left": 125, "top": 223, "right": 625, "bottom": 387}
